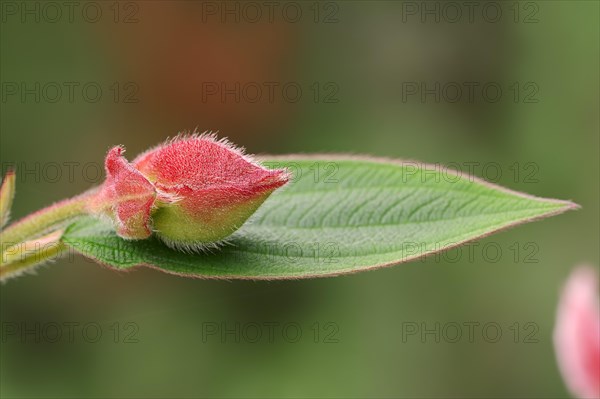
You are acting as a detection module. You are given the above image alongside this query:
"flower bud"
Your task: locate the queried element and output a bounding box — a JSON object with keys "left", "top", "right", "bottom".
{"left": 554, "top": 266, "right": 600, "bottom": 399}
{"left": 88, "top": 146, "right": 156, "bottom": 240}
{"left": 89, "top": 134, "right": 289, "bottom": 250}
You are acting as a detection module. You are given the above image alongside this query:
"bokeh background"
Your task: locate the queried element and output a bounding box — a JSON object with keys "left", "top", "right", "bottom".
{"left": 1, "top": 1, "right": 598, "bottom": 398}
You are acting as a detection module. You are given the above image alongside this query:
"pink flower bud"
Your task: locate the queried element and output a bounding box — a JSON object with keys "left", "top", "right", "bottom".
{"left": 88, "top": 146, "right": 156, "bottom": 240}
{"left": 554, "top": 266, "right": 600, "bottom": 399}
{"left": 89, "top": 134, "right": 289, "bottom": 250}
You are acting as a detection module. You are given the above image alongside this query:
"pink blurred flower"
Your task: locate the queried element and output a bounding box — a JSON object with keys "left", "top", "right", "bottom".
{"left": 88, "top": 134, "right": 289, "bottom": 250}
{"left": 554, "top": 266, "right": 600, "bottom": 399}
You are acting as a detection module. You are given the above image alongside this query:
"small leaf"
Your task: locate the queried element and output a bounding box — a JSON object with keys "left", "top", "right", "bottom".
{"left": 1, "top": 229, "right": 66, "bottom": 280}
{"left": 0, "top": 169, "right": 16, "bottom": 228}
{"left": 62, "top": 156, "right": 578, "bottom": 279}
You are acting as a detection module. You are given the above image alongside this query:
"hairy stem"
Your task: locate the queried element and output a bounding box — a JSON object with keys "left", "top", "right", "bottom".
{"left": 0, "top": 190, "right": 93, "bottom": 251}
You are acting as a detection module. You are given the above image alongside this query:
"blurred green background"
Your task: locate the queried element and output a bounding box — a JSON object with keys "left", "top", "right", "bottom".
{"left": 1, "top": 1, "right": 598, "bottom": 398}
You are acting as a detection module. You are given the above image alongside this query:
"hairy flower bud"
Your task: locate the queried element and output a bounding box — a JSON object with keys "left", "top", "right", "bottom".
{"left": 554, "top": 266, "right": 600, "bottom": 399}
{"left": 89, "top": 134, "right": 289, "bottom": 251}
{"left": 88, "top": 146, "right": 156, "bottom": 240}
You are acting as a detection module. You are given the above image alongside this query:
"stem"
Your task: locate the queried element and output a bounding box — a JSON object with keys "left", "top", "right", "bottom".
{"left": 0, "top": 190, "right": 94, "bottom": 249}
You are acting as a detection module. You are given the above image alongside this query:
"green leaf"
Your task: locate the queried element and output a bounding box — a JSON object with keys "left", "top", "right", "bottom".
{"left": 62, "top": 156, "right": 578, "bottom": 279}
{"left": 0, "top": 169, "right": 16, "bottom": 228}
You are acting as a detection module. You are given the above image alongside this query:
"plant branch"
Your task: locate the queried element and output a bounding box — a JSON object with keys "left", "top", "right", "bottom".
{"left": 0, "top": 190, "right": 94, "bottom": 250}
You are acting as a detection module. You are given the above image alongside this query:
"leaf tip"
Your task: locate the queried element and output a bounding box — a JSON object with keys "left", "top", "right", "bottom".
{"left": 1, "top": 168, "right": 17, "bottom": 228}
{"left": 531, "top": 198, "right": 581, "bottom": 223}
{"left": 553, "top": 199, "right": 581, "bottom": 212}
